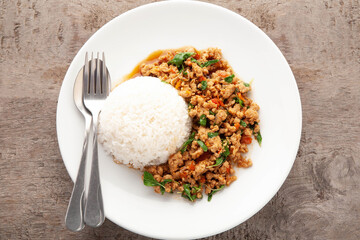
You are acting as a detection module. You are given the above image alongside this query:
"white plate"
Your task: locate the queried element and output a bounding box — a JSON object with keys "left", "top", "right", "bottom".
{"left": 56, "top": 1, "right": 302, "bottom": 239}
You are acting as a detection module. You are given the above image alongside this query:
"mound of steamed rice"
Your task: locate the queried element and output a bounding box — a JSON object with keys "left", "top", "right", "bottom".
{"left": 98, "top": 76, "right": 192, "bottom": 170}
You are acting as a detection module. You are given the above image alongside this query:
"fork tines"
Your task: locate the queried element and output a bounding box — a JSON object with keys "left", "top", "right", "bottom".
{"left": 83, "top": 52, "right": 108, "bottom": 96}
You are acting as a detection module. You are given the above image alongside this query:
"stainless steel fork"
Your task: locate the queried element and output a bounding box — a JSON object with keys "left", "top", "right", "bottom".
{"left": 83, "top": 52, "right": 110, "bottom": 227}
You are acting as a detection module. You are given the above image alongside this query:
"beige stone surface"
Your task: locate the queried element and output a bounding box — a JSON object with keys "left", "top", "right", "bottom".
{"left": 1, "top": 0, "right": 359, "bottom": 239}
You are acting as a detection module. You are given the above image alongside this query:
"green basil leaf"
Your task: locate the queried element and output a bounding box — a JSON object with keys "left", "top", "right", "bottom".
{"left": 208, "top": 132, "right": 219, "bottom": 138}
{"left": 201, "top": 59, "right": 219, "bottom": 67}
{"left": 207, "top": 185, "right": 225, "bottom": 202}
{"left": 188, "top": 103, "right": 194, "bottom": 109}
{"left": 159, "top": 179, "right": 173, "bottom": 195}
{"left": 161, "top": 179, "right": 173, "bottom": 185}
{"left": 201, "top": 80, "right": 207, "bottom": 90}
{"left": 234, "top": 97, "right": 244, "bottom": 107}
{"left": 178, "top": 64, "right": 184, "bottom": 74}
{"left": 192, "top": 184, "right": 202, "bottom": 193}
{"left": 196, "top": 140, "right": 208, "bottom": 152}
{"left": 199, "top": 114, "right": 207, "bottom": 126}
{"left": 208, "top": 145, "right": 229, "bottom": 169}
{"left": 191, "top": 58, "right": 219, "bottom": 68}
{"left": 168, "top": 52, "right": 195, "bottom": 70}
{"left": 209, "top": 110, "right": 216, "bottom": 115}
{"left": 180, "top": 132, "right": 196, "bottom": 153}
{"left": 256, "top": 131, "right": 262, "bottom": 146}
{"left": 240, "top": 120, "right": 247, "bottom": 127}
{"left": 243, "top": 82, "right": 250, "bottom": 87}
{"left": 180, "top": 139, "right": 192, "bottom": 153}
{"left": 190, "top": 57, "right": 201, "bottom": 65}
{"left": 210, "top": 157, "right": 224, "bottom": 168}
{"left": 182, "top": 184, "right": 195, "bottom": 201}
{"left": 249, "top": 123, "right": 257, "bottom": 130}
{"left": 222, "top": 145, "right": 230, "bottom": 158}
{"left": 224, "top": 74, "right": 235, "bottom": 83}
{"left": 143, "top": 171, "right": 161, "bottom": 187}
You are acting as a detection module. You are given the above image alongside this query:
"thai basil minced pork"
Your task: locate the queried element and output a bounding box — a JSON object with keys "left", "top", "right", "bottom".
{"left": 131, "top": 47, "right": 261, "bottom": 201}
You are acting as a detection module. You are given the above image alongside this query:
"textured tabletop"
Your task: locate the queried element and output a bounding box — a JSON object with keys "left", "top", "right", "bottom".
{"left": 0, "top": 0, "right": 359, "bottom": 239}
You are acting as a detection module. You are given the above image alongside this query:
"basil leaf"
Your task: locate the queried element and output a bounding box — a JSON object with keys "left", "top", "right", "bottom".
{"left": 249, "top": 122, "right": 257, "bottom": 130}
{"left": 209, "top": 110, "right": 216, "bottom": 115}
{"left": 224, "top": 74, "right": 235, "bottom": 83}
{"left": 161, "top": 179, "right": 173, "bottom": 185}
{"left": 143, "top": 171, "right": 160, "bottom": 187}
{"left": 190, "top": 57, "right": 201, "bottom": 65}
{"left": 201, "top": 59, "right": 219, "bottom": 67}
{"left": 180, "top": 139, "right": 192, "bottom": 153}
{"left": 256, "top": 131, "right": 262, "bottom": 146}
{"left": 199, "top": 114, "right": 207, "bottom": 126}
{"left": 168, "top": 52, "right": 195, "bottom": 70}
{"left": 143, "top": 171, "right": 172, "bottom": 195}
{"left": 209, "top": 157, "right": 224, "bottom": 168}
{"left": 201, "top": 80, "right": 207, "bottom": 90}
{"left": 240, "top": 120, "right": 247, "bottom": 127}
{"left": 188, "top": 103, "right": 194, "bottom": 109}
{"left": 183, "top": 71, "right": 188, "bottom": 76}
{"left": 207, "top": 143, "right": 229, "bottom": 168}
{"left": 208, "top": 185, "right": 225, "bottom": 202}
{"left": 191, "top": 58, "right": 219, "bottom": 68}
{"left": 180, "top": 132, "right": 195, "bottom": 153}
{"left": 182, "top": 184, "right": 196, "bottom": 201}
{"left": 221, "top": 138, "right": 229, "bottom": 146}
{"left": 192, "top": 184, "right": 202, "bottom": 193}
{"left": 234, "top": 97, "right": 244, "bottom": 107}
{"left": 222, "top": 145, "right": 230, "bottom": 158}
{"left": 196, "top": 140, "right": 208, "bottom": 152}
{"left": 159, "top": 179, "right": 173, "bottom": 195}
{"left": 208, "top": 132, "right": 219, "bottom": 138}
{"left": 243, "top": 82, "right": 250, "bottom": 87}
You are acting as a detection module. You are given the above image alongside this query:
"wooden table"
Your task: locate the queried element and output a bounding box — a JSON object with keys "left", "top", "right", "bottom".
{"left": 1, "top": 0, "right": 359, "bottom": 239}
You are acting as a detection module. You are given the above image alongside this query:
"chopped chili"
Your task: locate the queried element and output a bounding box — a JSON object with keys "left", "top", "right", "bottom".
{"left": 189, "top": 161, "right": 195, "bottom": 171}
{"left": 241, "top": 136, "right": 252, "bottom": 144}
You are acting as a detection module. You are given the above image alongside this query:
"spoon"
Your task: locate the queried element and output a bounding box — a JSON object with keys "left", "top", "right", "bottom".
{"left": 65, "top": 66, "right": 92, "bottom": 231}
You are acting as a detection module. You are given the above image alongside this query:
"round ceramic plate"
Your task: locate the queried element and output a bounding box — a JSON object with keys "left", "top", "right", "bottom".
{"left": 57, "top": 1, "right": 302, "bottom": 239}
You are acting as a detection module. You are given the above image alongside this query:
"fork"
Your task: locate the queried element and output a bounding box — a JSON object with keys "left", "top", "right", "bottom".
{"left": 83, "top": 52, "right": 110, "bottom": 227}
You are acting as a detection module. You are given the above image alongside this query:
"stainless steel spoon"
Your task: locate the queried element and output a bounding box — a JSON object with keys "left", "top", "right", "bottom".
{"left": 65, "top": 66, "right": 92, "bottom": 231}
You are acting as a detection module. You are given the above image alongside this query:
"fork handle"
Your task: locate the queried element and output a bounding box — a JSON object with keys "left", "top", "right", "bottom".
{"left": 84, "top": 112, "right": 105, "bottom": 227}
{"left": 65, "top": 114, "right": 91, "bottom": 231}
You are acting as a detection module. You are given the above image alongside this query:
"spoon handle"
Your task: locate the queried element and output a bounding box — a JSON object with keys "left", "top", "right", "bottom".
{"left": 84, "top": 112, "right": 105, "bottom": 227}
{"left": 65, "top": 114, "right": 92, "bottom": 231}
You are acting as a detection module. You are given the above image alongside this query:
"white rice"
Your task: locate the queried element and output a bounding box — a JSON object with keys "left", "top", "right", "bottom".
{"left": 98, "top": 76, "right": 192, "bottom": 170}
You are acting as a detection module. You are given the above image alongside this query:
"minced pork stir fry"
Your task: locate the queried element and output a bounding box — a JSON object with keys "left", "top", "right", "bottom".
{"left": 129, "top": 47, "right": 261, "bottom": 202}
